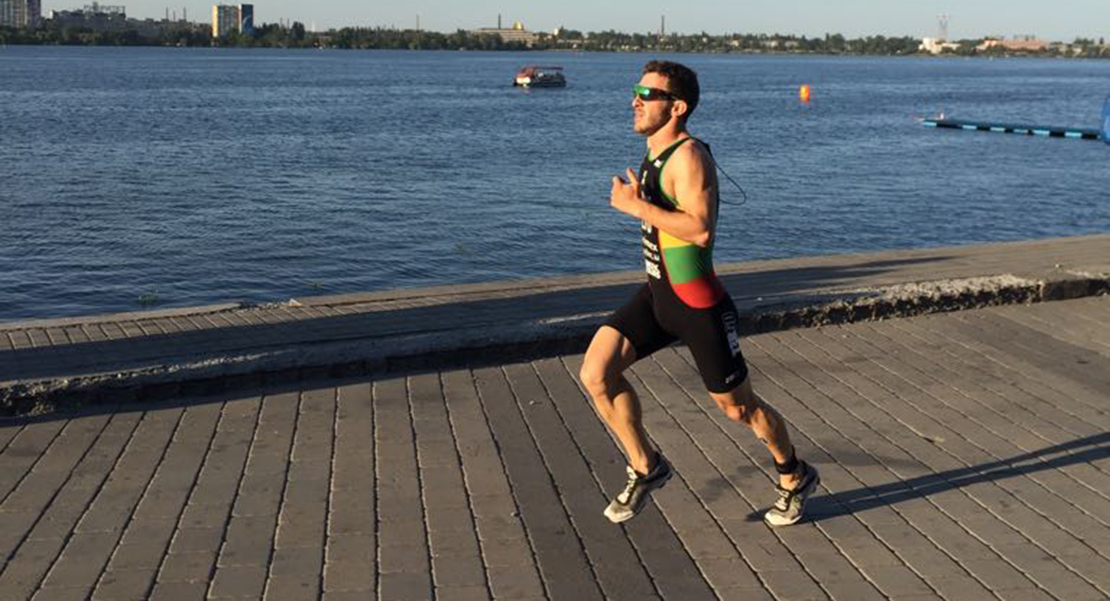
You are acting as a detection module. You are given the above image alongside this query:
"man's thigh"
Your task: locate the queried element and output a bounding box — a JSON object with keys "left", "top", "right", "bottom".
{"left": 584, "top": 325, "right": 639, "bottom": 376}
{"left": 676, "top": 298, "right": 750, "bottom": 394}
{"left": 603, "top": 284, "right": 675, "bottom": 363}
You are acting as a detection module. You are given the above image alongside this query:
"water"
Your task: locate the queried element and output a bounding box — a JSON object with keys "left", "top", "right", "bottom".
{"left": 2, "top": 47, "right": 1108, "bottom": 322}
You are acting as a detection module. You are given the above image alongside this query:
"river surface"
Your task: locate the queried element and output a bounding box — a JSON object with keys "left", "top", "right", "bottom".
{"left": 2, "top": 46, "right": 1108, "bottom": 321}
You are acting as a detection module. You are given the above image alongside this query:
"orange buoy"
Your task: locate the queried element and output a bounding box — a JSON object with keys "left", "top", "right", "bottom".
{"left": 799, "top": 84, "right": 811, "bottom": 103}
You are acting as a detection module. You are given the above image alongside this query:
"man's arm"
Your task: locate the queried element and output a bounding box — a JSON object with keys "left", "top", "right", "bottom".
{"left": 609, "top": 142, "right": 718, "bottom": 247}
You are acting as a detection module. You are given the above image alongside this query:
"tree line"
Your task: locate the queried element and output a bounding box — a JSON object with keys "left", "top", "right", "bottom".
{"left": 0, "top": 24, "right": 527, "bottom": 49}
{"left": 2, "top": 24, "right": 1107, "bottom": 58}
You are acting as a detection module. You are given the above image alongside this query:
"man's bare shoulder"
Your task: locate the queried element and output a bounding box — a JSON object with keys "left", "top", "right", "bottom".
{"left": 669, "top": 138, "right": 714, "bottom": 173}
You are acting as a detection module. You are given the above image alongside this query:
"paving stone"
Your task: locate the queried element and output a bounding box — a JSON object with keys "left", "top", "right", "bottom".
{"left": 322, "top": 558, "right": 376, "bottom": 593}
{"left": 759, "top": 567, "right": 830, "bottom": 600}
{"left": 0, "top": 511, "right": 38, "bottom": 557}
{"left": 263, "top": 573, "right": 324, "bottom": 601}
{"left": 929, "top": 575, "right": 1000, "bottom": 601}
{"left": 715, "top": 588, "right": 776, "bottom": 601}
{"left": 433, "top": 585, "right": 493, "bottom": 601}
{"left": 586, "top": 554, "right": 660, "bottom": 600}
{"left": 427, "top": 533, "right": 480, "bottom": 559}
{"left": 269, "top": 545, "right": 323, "bottom": 579}
{"left": 91, "top": 569, "right": 156, "bottom": 600}
{"left": 326, "top": 533, "right": 376, "bottom": 562}
{"left": 32, "top": 585, "right": 93, "bottom": 601}
{"left": 992, "top": 589, "right": 1058, "bottom": 601}
{"left": 0, "top": 536, "right": 66, "bottom": 599}
{"left": 379, "top": 543, "right": 429, "bottom": 575}
{"left": 379, "top": 570, "right": 432, "bottom": 601}
{"left": 168, "top": 528, "right": 223, "bottom": 554}
{"left": 118, "top": 519, "right": 177, "bottom": 548}
{"left": 430, "top": 555, "right": 485, "bottom": 588}
{"left": 208, "top": 564, "right": 267, "bottom": 599}
{"left": 322, "top": 591, "right": 380, "bottom": 601}
{"left": 217, "top": 516, "right": 275, "bottom": 567}
{"left": 694, "top": 557, "right": 762, "bottom": 590}
{"left": 147, "top": 580, "right": 209, "bottom": 601}
{"left": 157, "top": 552, "right": 216, "bottom": 583}
{"left": 178, "top": 504, "right": 229, "bottom": 530}
{"left": 479, "top": 535, "right": 533, "bottom": 568}
{"left": 486, "top": 565, "right": 545, "bottom": 599}
{"left": 861, "top": 565, "right": 936, "bottom": 597}
{"left": 797, "top": 550, "right": 870, "bottom": 585}
{"left": 108, "top": 542, "right": 169, "bottom": 571}
{"left": 42, "top": 531, "right": 119, "bottom": 588}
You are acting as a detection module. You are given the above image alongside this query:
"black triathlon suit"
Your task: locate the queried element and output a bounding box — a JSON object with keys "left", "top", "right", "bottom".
{"left": 605, "top": 137, "right": 749, "bottom": 393}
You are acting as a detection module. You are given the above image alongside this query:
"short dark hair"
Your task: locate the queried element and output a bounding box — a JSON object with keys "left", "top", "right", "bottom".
{"left": 643, "top": 60, "right": 700, "bottom": 119}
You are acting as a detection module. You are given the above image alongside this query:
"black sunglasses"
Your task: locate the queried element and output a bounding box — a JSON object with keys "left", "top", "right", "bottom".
{"left": 633, "top": 84, "right": 679, "bottom": 102}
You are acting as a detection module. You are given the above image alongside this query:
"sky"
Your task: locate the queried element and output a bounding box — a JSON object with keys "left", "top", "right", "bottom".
{"left": 46, "top": 0, "right": 1110, "bottom": 41}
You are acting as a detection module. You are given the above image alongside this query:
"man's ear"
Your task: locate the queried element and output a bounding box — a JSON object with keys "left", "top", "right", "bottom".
{"left": 671, "top": 99, "right": 689, "bottom": 120}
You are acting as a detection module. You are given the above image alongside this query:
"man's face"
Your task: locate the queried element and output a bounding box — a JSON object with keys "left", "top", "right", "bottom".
{"left": 632, "top": 72, "right": 675, "bottom": 135}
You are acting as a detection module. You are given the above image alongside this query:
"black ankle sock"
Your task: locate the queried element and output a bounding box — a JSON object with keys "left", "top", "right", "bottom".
{"left": 774, "top": 449, "right": 799, "bottom": 475}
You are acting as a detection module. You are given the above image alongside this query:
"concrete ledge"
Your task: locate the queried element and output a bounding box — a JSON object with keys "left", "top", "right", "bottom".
{"left": 3, "top": 261, "right": 1106, "bottom": 417}
{"left": 0, "top": 302, "right": 242, "bottom": 332}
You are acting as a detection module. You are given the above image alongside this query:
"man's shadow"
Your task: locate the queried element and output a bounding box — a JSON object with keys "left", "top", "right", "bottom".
{"left": 749, "top": 432, "right": 1110, "bottom": 521}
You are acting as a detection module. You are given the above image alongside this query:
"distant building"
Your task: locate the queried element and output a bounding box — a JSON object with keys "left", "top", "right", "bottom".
{"left": 919, "top": 37, "right": 960, "bottom": 54}
{"left": 1, "top": 0, "right": 42, "bottom": 28}
{"left": 211, "top": 4, "right": 235, "bottom": 37}
{"left": 978, "top": 35, "right": 1046, "bottom": 52}
{"left": 238, "top": 3, "right": 252, "bottom": 34}
{"left": 48, "top": 3, "right": 126, "bottom": 30}
{"left": 760, "top": 39, "right": 799, "bottom": 50}
{"left": 470, "top": 20, "right": 537, "bottom": 46}
{"left": 212, "top": 3, "right": 251, "bottom": 37}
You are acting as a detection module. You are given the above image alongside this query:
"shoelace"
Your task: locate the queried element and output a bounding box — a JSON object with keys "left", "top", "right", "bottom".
{"left": 773, "top": 486, "right": 793, "bottom": 510}
{"left": 773, "top": 464, "right": 808, "bottom": 510}
{"left": 617, "top": 467, "right": 640, "bottom": 504}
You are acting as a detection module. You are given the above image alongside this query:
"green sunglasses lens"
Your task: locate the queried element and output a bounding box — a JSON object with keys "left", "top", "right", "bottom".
{"left": 633, "top": 84, "right": 675, "bottom": 101}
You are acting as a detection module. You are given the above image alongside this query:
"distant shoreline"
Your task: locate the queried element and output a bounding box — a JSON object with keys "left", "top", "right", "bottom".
{"left": 3, "top": 43, "right": 1109, "bottom": 61}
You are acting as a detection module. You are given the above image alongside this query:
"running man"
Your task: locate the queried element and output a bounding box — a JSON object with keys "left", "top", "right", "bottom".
{"left": 579, "top": 61, "right": 819, "bottom": 526}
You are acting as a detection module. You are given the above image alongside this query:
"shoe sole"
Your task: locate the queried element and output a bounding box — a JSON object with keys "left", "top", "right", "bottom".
{"left": 604, "top": 468, "right": 674, "bottom": 524}
{"left": 764, "top": 469, "right": 821, "bottom": 528}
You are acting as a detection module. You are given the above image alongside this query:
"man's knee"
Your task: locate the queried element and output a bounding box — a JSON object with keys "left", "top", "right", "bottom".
{"left": 579, "top": 359, "right": 615, "bottom": 401}
{"left": 721, "top": 401, "right": 754, "bottom": 424}
{"left": 578, "top": 362, "right": 602, "bottom": 395}
{"left": 714, "top": 390, "right": 759, "bottom": 424}
{"left": 580, "top": 327, "right": 633, "bottom": 401}
{"left": 580, "top": 363, "right": 621, "bottom": 425}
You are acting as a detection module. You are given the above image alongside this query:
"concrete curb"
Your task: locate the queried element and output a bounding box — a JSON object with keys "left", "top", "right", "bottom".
{"left": 3, "top": 268, "right": 1106, "bottom": 417}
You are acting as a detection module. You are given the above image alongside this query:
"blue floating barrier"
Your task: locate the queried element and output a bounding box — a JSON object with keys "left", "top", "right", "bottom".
{"left": 922, "top": 117, "right": 1102, "bottom": 141}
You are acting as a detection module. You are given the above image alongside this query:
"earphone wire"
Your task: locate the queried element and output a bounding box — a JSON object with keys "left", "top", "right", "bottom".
{"left": 713, "top": 159, "right": 749, "bottom": 207}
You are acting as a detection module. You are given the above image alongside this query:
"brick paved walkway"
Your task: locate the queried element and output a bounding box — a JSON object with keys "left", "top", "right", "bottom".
{"left": 0, "top": 296, "right": 1107, "bottom": 600}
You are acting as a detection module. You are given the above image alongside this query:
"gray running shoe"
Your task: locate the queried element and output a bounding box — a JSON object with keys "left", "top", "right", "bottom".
{"left": 604, "top": 454, "right": 673, "bottom": 523}
{"left": 764, "top": 461, "right": 820, "bottom": 527}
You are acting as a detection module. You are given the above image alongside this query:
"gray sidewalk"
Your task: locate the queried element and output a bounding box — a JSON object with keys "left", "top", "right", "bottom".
{"left": 2, "top": 234, "right": 1109, "bottom": 415}
{"left": 0, "top": 295, "right": 1108, "bottom": 600}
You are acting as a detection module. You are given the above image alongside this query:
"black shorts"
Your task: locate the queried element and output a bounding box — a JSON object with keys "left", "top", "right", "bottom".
{"left": 604, "top": 283, "right": 749, "bottom": 393}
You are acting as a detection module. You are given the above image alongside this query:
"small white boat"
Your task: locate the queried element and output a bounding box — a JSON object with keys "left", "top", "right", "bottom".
{"left": 513, "top": 65, "right": 566, "bottom": 88}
